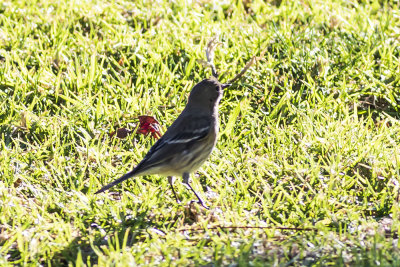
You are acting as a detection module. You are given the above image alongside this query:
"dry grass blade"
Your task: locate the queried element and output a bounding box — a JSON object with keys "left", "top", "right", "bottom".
{"left": 228, "top": 48, "right": 267, "bottom": 84}
{"left": 177, "top": 226, "right": 318, "bottom": 233}
{"left": 205, "top": 37, "right": 220, "bottom": 79}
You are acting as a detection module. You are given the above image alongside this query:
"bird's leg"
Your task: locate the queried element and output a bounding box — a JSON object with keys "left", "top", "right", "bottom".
{"left": 168, "top": 176, "right": 181, "bottom": 204}
{"left": 182, "top": 173, "right": 209, "bottom": 209}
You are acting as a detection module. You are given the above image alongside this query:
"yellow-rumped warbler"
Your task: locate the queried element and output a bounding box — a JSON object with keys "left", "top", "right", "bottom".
{"left": 95, "top": 78, "right": 230, "bottom": 209}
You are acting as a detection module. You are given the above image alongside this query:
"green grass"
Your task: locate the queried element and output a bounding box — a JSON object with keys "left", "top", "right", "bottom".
{"left": 1, "top": 0, "right": 400, "bottom": 265}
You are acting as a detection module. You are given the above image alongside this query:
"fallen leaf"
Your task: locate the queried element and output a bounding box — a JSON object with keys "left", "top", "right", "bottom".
{"left": 109, "top": 128, "right": 131, "bottom": 139}
{"left": 137, "top": 115, "right": 162, "bottom": 139}
{"left": 13, "top": 178, "right": 22, "bottom": 187}
{"left": 118, "top": 58, "right": 124, "bottom": 66}
{"left": 184, "top": 201, "right": 208, "bottom": 223}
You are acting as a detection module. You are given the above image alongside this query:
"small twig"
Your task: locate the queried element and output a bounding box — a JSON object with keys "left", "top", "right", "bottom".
{"left": 205, "top": 37, "right": 220, "bottom": 79}
{"left": 177, "top": 226, "right": 317, "bottom": 233}
{"left": 228, "top": 48, "right": 267, "bottom": 84}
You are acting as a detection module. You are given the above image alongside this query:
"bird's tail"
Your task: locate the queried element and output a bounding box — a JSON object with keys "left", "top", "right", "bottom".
{"left": 95, "top": 169, "right": 137, "bottom": 194}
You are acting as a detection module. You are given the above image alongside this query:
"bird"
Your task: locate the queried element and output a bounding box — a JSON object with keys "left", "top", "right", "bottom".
{"left": 95, "top": 77, "right": 230, "bottom": 209}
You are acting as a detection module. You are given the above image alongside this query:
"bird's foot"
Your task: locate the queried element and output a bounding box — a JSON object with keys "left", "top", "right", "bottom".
{"left": 189, "top": 200, "right": 209, "bottom": 210}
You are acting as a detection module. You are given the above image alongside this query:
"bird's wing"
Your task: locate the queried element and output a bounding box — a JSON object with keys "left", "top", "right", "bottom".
{"left": 132, "top": 114, "right": 212, "bottom": 174}
{"left": 95, "top": 115, "right": 212, "bottom": 194}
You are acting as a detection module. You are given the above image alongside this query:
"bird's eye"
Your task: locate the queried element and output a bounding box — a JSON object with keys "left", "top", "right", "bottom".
{"left": 215, "top": 86, "right": 219, "bottom": 91}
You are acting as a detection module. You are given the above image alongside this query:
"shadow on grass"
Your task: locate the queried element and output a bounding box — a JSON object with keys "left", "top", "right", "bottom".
{"left": 49, "top": 208, "right": 166, "bottom": 265}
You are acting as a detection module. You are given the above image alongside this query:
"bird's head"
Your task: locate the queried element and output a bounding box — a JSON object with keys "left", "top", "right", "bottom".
{"left": 187, "top": 78, "right": 230, "bottom": 111}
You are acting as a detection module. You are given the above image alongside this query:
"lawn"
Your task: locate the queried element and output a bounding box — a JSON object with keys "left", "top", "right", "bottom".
{"left": 1, "top": 0, "right": 400, "bottom": 265}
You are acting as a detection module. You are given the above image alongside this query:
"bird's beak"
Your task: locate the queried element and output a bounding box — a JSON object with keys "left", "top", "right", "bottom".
{"left": 221, "top": 83, "right": 231, "bottom": 89}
